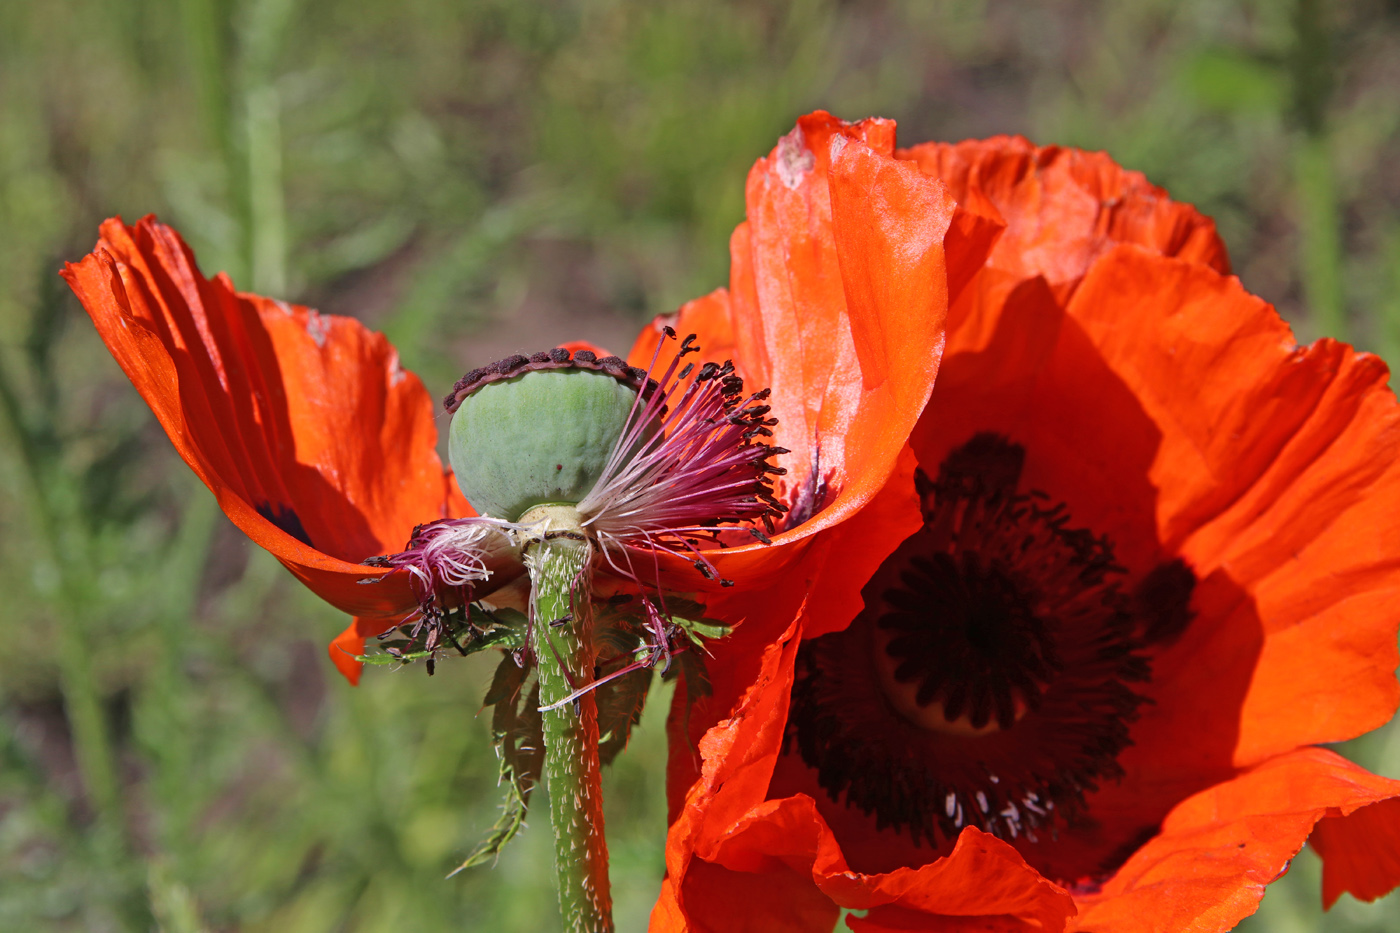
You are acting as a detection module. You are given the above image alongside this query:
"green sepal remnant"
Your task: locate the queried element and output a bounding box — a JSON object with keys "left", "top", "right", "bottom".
{"left": 354, "top": 606, "right": 528, "bottom": 669}
{"left": 663, "top": 597, "right": 731, "bottom": 646}
{"left": 446, "top": 586, "right": 732, "bottom": 884}
{"left": 450, "top": 655, "right": 544, "bottom": 874}
{"left": 595, "top": 666, "right": 652, "bottom": 768}
{"left": 587, "top": 596, "right": 729, "bottom": 764}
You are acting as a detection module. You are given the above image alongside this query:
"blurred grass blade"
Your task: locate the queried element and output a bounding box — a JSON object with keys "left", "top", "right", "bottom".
{"left": 148, "top": 858, "right": 210, "bottom": 933}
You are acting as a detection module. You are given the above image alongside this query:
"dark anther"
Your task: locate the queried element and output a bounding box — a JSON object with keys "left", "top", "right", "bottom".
{"left": 749, "top": 527, "right": 774, "bottom": 545}
{"left": 694, "top": 561, "right": 718, "bottom": 580}
{"left": 680, "top": 333, "right": 700, "bottom": 355}
{"left": 549, "top": 347, "right": 572, "bottom": 363}
{"left": 663, "top": 324, "right": 677, "bottom": 338}
{"left": 719, "top": 361, "right": 735, "bottom": 376}
{"left": 574, "top": 349, "right": 597, "bottom": 363}
{"left": 680, "top": 362, "right": 695, "bottom": 379}
{"left": 551, "top": 614, "right": 573, "bottom": 628}
{"left": 698, "top": 362, "right": 720, "bottom": 381}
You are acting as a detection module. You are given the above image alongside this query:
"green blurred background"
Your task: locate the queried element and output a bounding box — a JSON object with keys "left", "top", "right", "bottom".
{"left": 2, "top": 0, "right": 1399, "bottom": 930}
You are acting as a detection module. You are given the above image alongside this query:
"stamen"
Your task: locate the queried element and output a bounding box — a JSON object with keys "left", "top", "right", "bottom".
{"left": 577, "top": 330, "right": 788, "bottom": 581}
{"left": 364, "top": 516, "right": 522, "bottom": 659}
{"left": 377, "top": 334, "right": 788, "bottom": 689}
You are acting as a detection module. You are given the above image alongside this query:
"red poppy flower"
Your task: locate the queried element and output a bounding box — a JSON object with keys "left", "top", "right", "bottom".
{"left": 648, "top": 116, "right": 1400, "bottom": 932}
{"left": 64, "top": 123, "right": 978, "bottom": 687}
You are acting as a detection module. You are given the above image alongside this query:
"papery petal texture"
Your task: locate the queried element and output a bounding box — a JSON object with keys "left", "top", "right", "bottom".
{"left": 64, "top": 217, "right": 460, "bottom": 677}
{"left": 653, "top": 116, "right": 1400, "bottom": 933}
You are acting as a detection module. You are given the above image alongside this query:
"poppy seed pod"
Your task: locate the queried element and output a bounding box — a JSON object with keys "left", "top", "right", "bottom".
{"left": 447, "top": 363, "right": 658, "bottom": 522}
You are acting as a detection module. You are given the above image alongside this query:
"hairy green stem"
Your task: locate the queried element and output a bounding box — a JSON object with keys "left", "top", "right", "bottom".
{"left": 522, "top": 505, "right": 613, "bottom": 933}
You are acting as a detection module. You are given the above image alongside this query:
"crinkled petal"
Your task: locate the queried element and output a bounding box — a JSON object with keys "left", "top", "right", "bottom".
{"left": 635, "top": 112, "right": 980, "bottom": 597}
{"left": 1311, "top": 794, "right": 1400, "bottom": 908}
{"left": 662, "top": 604, "right": 1075, "bottom": 932}
{"left": 1062, "top": 246, "right": 1400, "bottom": 764}
{"left": 725, "top": 113, "right": 956, "bottom": 546}
{"left": 63, "top": 217, "right": 455, "bottom": 637}
{"left": 1071, "top": 748, "right": 1400, "bottom": 932}
{"left": 900, "top": 243, "right": 1400, "bottom": 877}
{"left": 898, "top": 136, "right": 1229, "bottom": 294}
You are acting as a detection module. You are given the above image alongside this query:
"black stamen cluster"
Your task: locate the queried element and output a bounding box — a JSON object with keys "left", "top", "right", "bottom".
{"left": 689, "top": 353, "right": 790, "bottom": 537}
{"left": 787, "top": 433, "right": 1196, "bottom": 869}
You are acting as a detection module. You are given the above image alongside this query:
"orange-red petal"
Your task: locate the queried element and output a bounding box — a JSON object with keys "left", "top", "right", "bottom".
{"left": 1062, "top": 246, "right": 1400, "bottom": 764}
{"left": 724, "top": 113, "right": 956, "bottom": 547}
{"left": 901, "top": 243, "right": 1400, "bottom": 877}
{"left": 661, "top": 604, "right": 1076, "bottom": 932}
{"left": 1311, "top": 795, "right": 1400, "bottom": 908}
{"left": 1071, "top": 748, "right": 1400, "bottom": 932}
{"left": 898, "top": 136, "right": 1229, "bottom": 294}
{"left": 63, "top": 217, "right": 455, "bottom": 634}
{"left": 635, "top": 113, "right": 980, "bottom": 608}
{"left": 628, "top": 289, "right": 737, "bottom": 370}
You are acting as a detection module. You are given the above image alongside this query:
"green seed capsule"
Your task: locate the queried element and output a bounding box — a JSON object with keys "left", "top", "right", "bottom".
{"left": 449, "top": 368, "right": 652, "bottom": 522}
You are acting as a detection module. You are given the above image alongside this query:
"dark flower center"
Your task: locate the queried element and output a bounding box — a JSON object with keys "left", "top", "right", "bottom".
{"left": 788, "top": 433, "right": 1195, "bottom": 850}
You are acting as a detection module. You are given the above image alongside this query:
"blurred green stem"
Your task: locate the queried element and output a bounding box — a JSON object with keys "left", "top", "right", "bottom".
{"left": 180, "top": 0, "right": 291, "bottom": 290}
{"left": 1294, "top": 136, "right": 1343, "bottom": 339}
{"left": 1381, "top": 226, "right": 1400, "bottom": 365}
{"left": 141, "top": 482, "right": 220, "bottom": 860}
{"left": 1291, "top": 0, "right": 1344, "bottom": 339}
{"left": 246, "top": 82, "right": 286, "bottom": 295}
{"left": 523, "top": 506, "right": 613, "bottom": 933}
{"left": 0, "top": 363, "right": 127, "bottom": 865}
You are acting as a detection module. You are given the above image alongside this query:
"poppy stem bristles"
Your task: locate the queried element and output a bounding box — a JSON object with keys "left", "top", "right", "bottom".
{"left": 520, "top": 504, "right": 614, "bottom": 933}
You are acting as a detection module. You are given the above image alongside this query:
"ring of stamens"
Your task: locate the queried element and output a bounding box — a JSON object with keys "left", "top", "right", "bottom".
{"left": 788, "top": 433, "right": 1176, "bottom": 851}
